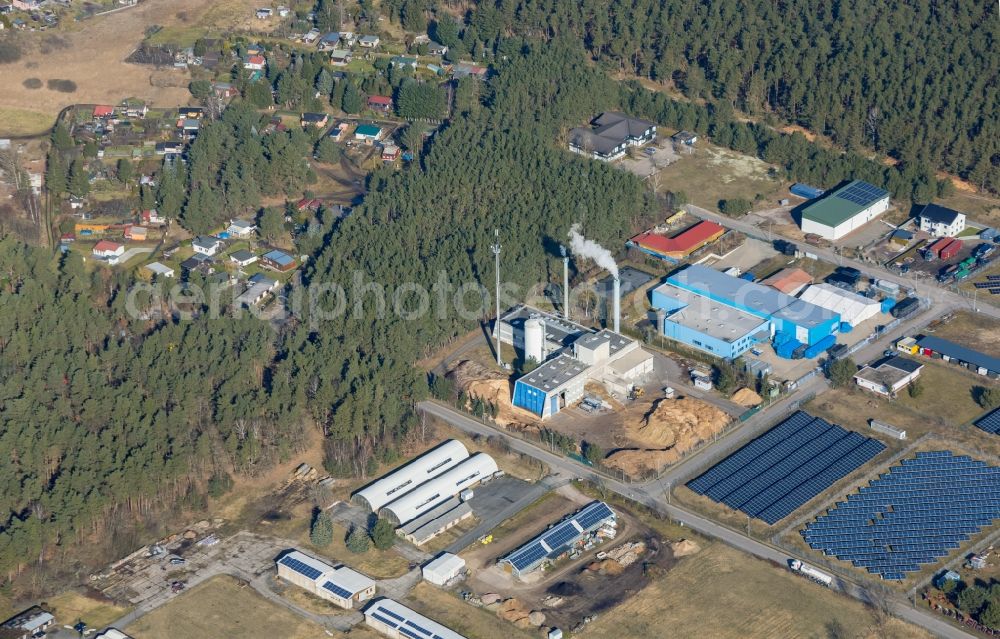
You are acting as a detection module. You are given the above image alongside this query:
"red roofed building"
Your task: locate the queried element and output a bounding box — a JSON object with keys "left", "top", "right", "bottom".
{"left": 297, "top": 198, "right": 322, "bottom": 212}
{"left": 92, "top": 240, "right": 125, "bottom": 264}
{"left": 93, "top": 105, "right": 115, "bottom": 118}
{"left": 367, "top": 95, "right": 392, "bottom": 112}
{"left": 629, "top": 220, "right": 725, "bottom": 261}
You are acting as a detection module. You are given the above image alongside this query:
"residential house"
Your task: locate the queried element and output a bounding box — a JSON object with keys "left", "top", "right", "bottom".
{"left": 141, "top": 209, "right": 166, "bottom": 225}
{"left": 212, "top": 82, "right": 239, "bottom": 99}
{"left": 300, "top": 112, "right": 330, "bottom": 128}
{"left": 178, "top": 118, "right": 201, "bottom": 139}
{"left": 243, "top": 54, "right": 266, "bottom": 70}
{"left": 192, "top": 236, "right": 223, "bottom": 256}
{"left": 670, "top": 131, "right": 697, "bottom": 146}
{"left": 237, "top": 273, "right": 279, "bottom": 306}
{"left": 367, "top": 95, "right": 392, "bottom": 112}
{"left": 317, "top": 32, "right": 340, "bottom": 51}
{"left": 180, "top": 253, "right": 214, "bottom": 275}
{"left": 338, "top": 31, "right": 356, "bottom": 47}
{"left": 390, "top": 55, "right": 418, "bottom": 70}
{"left": 354, "top": 124, "right": 383, "bottom": 143}
{"left": 201, "top": 51, "right": 222, "bottom": 70}
{"left": 302, "top": 29, "right": 320, "bottom": 44}
{"left": 329, "top": 49, "right": 352, "bottom": 66}
{"left": 918, "top": 203, "right": 966, "bottom": 237}
{"left": 357, "top": 34, "right": 380, "bottom": 48}
{"left": 255, "top": 7, "right": 272, "bottom": 19}
{"left": 11, "top": 0, "right": 41, "bottom": 10}
{"left": 227, "top": 219, "right": 257, "bottom": 238}
{"left": 1, "top": 606, "right": 55, "bottom": 639}
{"left": 568, "top": 112, "right": 657, "bottom": 161}
{"left": 155, "top": 140, "right": 184, "bottom": 155}
{"left": 93, "top": 240, "right": 125, "bottom": 264}
{"left": 854, "top": 356, "right": 924, "bottom": 397}
{"left": 427, "top": 42, "right": 448, "bottom": 56}
{"left": 381, "top": 144, "right": 400, "bottom": 162}
{"left": 143, "top": 262, "right": 175, "bottom": 278}
{"left": 68, "top": 195, "right": 85, "bottom": 210}
{"left": 276, "top": 5, "right": 289, "bottom": 16}
{"left": 329, "top": 121, "right": 350, "bottom": 141}
{"left": 452, "top": 63, "right": 487, "bottom": 79}
{"left": 178, "top": 106, "right": 204, "bottom": 119}
{"left": 230, "top": 249, "right": 259, "bottom": 267}
{"left": 123, "top": 225, "right": 148, "bottom": 241}
{"left": 261, "top": 249, "right": 296, "bottom": 271}
{"left": 413, "top": 34, "right": 430, "bottom": 45}
{"left": 93, "top": 105, "right": 115, "bottom": 119}
{"left": 121, "top": 99, "right": 148, "bottom": 118}
{"left": 296, "top": 198, "right": 322, "bottom": 212}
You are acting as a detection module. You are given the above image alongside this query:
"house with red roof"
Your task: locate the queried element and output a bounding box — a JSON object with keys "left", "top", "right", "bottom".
{"left": 92, "top": 240, "right": 125, "bottom": 264}
{"left": 243, "top": 54, "right": 266, "bottom": 70}
{"left": 367, "top": 95, "right": 392, "bottom": 112}
{"left": 628, "top": 220, "right": 725, "bottom": 262}
{"left": 93, "top": 105, "right": 115, "bottom": 119}
{"left": 141, "top": 209, "right": 166, "bottom": 225}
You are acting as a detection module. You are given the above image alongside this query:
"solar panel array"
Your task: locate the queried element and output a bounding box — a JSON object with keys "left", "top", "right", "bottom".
{"left": 687, "top": 411, "right": 886, "bottom": 525}
{"left": 279, "top": 555, "right": 323, "bottom": 580}
{"left": 367, "top": 602, "right": 456, "bottom": 639}
{"left": 322, "top": 580, "right": 353, "bottom": 599}
{"left": 835, "top": 181, "right": 890, "bottom": 207}
{"left": 975, "top": 408, "right": 1000, "bottom": 435}
{"left": 502, "top": 501, "right": 616, "bottom": 573}
{"left": 802, "top": 451, "right": 1000, "bottom": 580}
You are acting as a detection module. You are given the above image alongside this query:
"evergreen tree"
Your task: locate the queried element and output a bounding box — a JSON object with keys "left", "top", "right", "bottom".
{"left": 44, "top": 151, "right": 66, "bottom": 196}
{"left": 67, "top": 157, "right": 89, "bottom": 198}
{"left": 257, "top": 207, "right": 285, "bottom": 243}
{"left": 156, "top": 165, "right": 186, "bottom": 219}
{"left": 370, "top": 518, "right": 395, "bottom": 550}
{"left": 395, "top": 82, "right": 446, "bottom": 119}
{"left": 342, "top": 82, "right": 363, "bottom": 114}
{"left": 189, "top": 79, "right": 213, "bottom": 100}
{"left": 315, "top": 136, "right": 342, "bottom": 163}
{"left": 827, "top": 358, "right": 857, "bottom": 388}
{"left": 315, "top": 68, "right": 334, "bottom": 98}
{"left": 116, "top": 158, "right": 133, "bottom": 184}
{"left": 400, "top": 125, "right": 424, "bottom": 153}
{"left": 246, "top": 81, "right": 274, "bottom": 109}
{"left": 346, "top": 525, "right": 370, "bottom": 553}
{"left": 50, "top": 123, "right": 73, "bottom": 151}
{"left": 310, "top": 510, "right": 334, "bottom": 547}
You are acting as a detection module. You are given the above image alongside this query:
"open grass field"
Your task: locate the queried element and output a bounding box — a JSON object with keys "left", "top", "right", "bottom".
{"left": 653, "top": 143, "right": 785, "bottom": 212}
{"left": 405, "top": 583, "right": 538, "bottom": 639}
{"left": 127, "top": 575, "right": 326, "bottom": 639}
{"left": 0, "top": 106, "right": 56, "bottom": 137}
{"left": 47, "top": 590, "right": 128, "bottom": 629}
{"left": 585, "top": 542, "right": 930, "bottom": 639}
{"left": 0, "top": 0, "right": 263, "bottom": 132}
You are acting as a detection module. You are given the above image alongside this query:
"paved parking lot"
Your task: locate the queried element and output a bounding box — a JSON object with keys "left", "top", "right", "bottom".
{"left": 620, "top": 141, "right": 679, "bottom": 178}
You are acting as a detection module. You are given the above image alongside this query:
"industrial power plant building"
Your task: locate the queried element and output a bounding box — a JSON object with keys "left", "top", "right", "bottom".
{"left": 512, "top": 329, "right": 653, "bottom": 418}
{"left": 276, "top": 550, "right": 376, "bottom": 609}
{"left": 352, "top": 440, "right": 499, "bottom": 527}
{"left": 497, "top": 305, "right": 590, "bottom": 360}
{"left": 501, "top": 501, "right": 616, "bottom": 577}
{"left": 798, "top": 180, "right": 890, "bottom": 240}
{"left": 650, "top": 265, "right": 840, "bottom": 359}
{"left": 364, "top": 598, "right": 468, "bottom": 639}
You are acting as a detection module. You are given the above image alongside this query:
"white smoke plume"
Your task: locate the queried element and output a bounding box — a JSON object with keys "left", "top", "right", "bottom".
{"left": 568, "top": 223, "right": 618, "bottom": 278}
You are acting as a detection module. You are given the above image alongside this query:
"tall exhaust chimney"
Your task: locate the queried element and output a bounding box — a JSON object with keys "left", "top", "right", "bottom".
{"left": 560, "top": 245, "right": 569, "bottom": 320}
{"left": 612, "top": 276, "right": 621, "bottom": 334}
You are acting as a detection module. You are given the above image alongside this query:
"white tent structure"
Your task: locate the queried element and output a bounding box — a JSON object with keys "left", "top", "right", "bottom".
{"left": 352, "top": 440, "right": 470, "bottom": 512}
{"left": 422, "top": 553, "right": 466, "bottom": 586}
{"left": 380, "top": 453, "right": 498, "bottom": 525}
{"left": 797, "top": 283, "right": 881, "bottom": 327}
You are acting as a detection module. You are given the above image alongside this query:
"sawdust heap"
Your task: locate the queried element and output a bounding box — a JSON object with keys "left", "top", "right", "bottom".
{"left": 731, "top": 387, "right": 763, "bottom": 407}
{"left": 605, "top": 397, "right": 730, "bottom": 476}
{"left": 497, "top": 598, "right": 545, "bottom": 628}
{"left": 446, "top": 360, "right": 539, "bottom": 430}
{"left": 586, "top": 559, "right": 625, "bottom": 576}
{"left": 670, "top": 538, "right": 701, "bottom": 558}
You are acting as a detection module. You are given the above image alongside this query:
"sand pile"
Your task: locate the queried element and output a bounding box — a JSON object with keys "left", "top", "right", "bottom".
{"left": 626, "top": 397, "right": 731, "bottom": 449}
{"left": 447, "top": 360, "right": 539, "bottom": 429}
{"left": 586, "top": 559, "right": 626, "bottom": 576}
{"left": 670, "top": 539, "right": 700, "bottom": 558}
{"left": 497, "top": 598, "right": 544, "bottom": 628}
{"left": 731, "top": 387, "right": 763, "bottom": 407}
{"left": 605, "top": 397, "right": 731, "bottom": 475}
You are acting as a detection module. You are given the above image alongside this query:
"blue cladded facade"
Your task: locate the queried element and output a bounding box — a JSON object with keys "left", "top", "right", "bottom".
{"left": 512, "top": 380, "right": 548, "bottom": 417}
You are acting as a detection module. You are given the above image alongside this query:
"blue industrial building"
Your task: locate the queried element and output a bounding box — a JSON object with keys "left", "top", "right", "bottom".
{"left": 650, "top": 265, "right": 840, "bottom": 359}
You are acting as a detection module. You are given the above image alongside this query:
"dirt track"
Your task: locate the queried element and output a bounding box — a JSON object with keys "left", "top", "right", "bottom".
{"left": 0, "top": 0, "right": 261, "bottom": 128}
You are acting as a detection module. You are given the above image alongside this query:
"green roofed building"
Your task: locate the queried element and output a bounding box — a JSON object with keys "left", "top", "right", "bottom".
{"left": 799, "top": 180, "right": 890, "bottom": 240}
{"left": 354, "top": 124, "right": 383, "bottom": 142}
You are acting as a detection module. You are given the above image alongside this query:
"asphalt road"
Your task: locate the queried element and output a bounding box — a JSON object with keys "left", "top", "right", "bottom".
{"left": 418, "top": 400, "right": 975, "bottom": 639}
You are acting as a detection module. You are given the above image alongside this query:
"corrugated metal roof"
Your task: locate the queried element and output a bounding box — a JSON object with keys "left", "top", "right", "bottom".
{"left": 917, "top": 335, "right": 1000, "bottom": 373}
{"left": 630, "top": 220, "right": 725, "bottom": 256}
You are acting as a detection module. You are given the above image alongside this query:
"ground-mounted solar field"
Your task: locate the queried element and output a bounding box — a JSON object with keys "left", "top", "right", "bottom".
{"left": 687, "top": 411, "right": 886, "bottom": 525}
{"left": 975, "top": 407, "right": 1000, "bottom": 435}
{"left": 802, "top": 451, "right": 1000, "bottom": 581}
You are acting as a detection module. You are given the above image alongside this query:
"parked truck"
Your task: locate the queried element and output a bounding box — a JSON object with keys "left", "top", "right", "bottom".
{"left": 789, "top": 559, "right": 834, "bottom": 587}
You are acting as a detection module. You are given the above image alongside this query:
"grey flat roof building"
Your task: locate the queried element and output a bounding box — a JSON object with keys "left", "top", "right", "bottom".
{"left": 652, "top": 285, "right": 769, "bottom": 343}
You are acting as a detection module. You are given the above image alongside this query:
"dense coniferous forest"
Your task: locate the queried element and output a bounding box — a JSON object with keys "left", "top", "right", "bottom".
{"left": 387, "top": 0, "right": 999, "bottom": 191}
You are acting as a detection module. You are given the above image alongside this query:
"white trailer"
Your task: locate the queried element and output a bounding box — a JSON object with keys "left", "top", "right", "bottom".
{"left": 790, "top": 559, "right": 833, "bottom": 587}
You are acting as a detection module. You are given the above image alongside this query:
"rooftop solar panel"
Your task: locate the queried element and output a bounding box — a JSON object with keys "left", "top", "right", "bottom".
{"left": 322, "top": 580, "right": 353, "bottom": 599}
{"left": 279, "top": 556, "right": 324, "bottom": 580}
{"left": 975, "top": 408, "right": 1000, "bottom": 435}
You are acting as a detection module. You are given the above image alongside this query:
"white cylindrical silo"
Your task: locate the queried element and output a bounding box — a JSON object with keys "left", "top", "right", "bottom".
{"left": 524, "top": 317, "right": 545, "bottom": 363}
